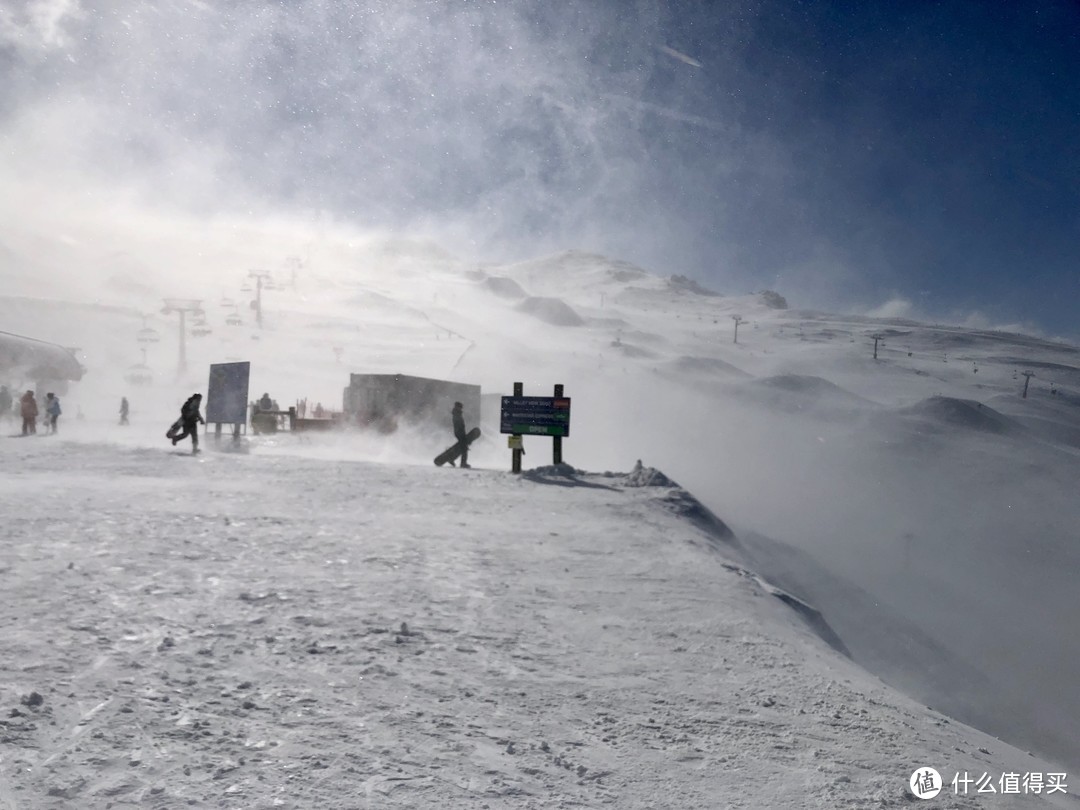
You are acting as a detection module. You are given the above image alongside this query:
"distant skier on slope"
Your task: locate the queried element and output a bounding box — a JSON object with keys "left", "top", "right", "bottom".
{"left": 119, "top": 396, "right": 130, "bottom": 425}
{"left": 168, "top": 393, "right": 205, "bottom": 453}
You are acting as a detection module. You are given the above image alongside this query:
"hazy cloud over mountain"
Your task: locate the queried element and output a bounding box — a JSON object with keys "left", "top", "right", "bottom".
{"left": 3, "top": 1, "right": 1078, "bottom": 335}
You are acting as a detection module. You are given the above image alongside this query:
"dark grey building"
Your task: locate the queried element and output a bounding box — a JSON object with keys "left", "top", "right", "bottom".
{"left": 343, "top": 373, "right": 480, "bottom": 433}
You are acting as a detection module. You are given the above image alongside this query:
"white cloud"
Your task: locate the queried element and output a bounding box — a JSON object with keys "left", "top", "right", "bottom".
{"left": 0, "top": 0, "right": 81, "bottom": 54}
{"left": 864, "top": 297, "right": 913, "bottom": 319}
{"left": 953, "top": 310, "right": 1039, "bottom": 337}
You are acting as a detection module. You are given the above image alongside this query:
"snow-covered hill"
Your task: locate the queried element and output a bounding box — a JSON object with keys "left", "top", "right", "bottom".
{"left": 2, "top": 203, "right": 1079, "bottom": 797}
{"left": 1, "top": 441, "right": 1075, "bottom": 808}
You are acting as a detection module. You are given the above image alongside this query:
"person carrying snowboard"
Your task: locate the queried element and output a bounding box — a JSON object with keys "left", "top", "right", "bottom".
{"left": 170, "top": 393, "right": 205, "bottom": 453}
{"left": 451, "top": 401, "right": 471, "bottom": 468}
{"left": 44, "top": 393, "right": 61, "bottom": 434}
{"left": 20, "top": 390, "right": 38, "bottom": 436}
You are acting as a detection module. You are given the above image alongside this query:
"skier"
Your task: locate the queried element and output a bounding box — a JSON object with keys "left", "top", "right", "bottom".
{"left": 20, "top": 390, "right": 38, "bottom": 436}
{"left": 170, "top": 393, "right": 205, "bottom": 453}
{"left": 119, "top": 396, "right": 130, "bottom": 425}
{"left": 451, "top": 401, "right": 471, "bottom": 468}
{"left": 44, "top": 393, "right": 61, "bottom": 434}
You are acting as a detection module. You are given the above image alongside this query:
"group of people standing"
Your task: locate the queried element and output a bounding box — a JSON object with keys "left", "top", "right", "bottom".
{"left": 2, "top": 386, "right": 475, "bottom": 465}
{"left": 295, "top": 398, "right": 326, "bottom": 418}
{"left": 0, "top": 386, "right": 62, "bottom": 436}
{"left": 0, "top": 386, "right": 131, "bottom": 436}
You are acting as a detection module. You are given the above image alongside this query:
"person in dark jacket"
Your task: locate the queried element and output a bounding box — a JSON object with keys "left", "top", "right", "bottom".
{"left": 119, "top": 397, "right": 130, "bottom": 425}
{"left": 20, "top": 390, "right": 38, "bottom": 436}
{"left": 451, "top": 401, "right": 471, "bottom": 468}
{"left": 171, "top": 393, "right": 205, "bottom": 452}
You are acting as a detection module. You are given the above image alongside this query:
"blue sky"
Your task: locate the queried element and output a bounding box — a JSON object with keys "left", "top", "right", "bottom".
{"left": 2, "top": 1, "right": 1078, "bottom": 336}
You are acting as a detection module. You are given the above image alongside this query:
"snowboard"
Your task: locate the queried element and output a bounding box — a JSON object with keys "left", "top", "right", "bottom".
{"left": 434, "top": 427, "right": 480, "bottom": 467}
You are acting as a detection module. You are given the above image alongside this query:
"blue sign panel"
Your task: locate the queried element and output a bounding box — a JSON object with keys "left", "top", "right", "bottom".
{"left": 206, "top": 361, "right": 251, "bottom": 424}
{"left": 500, "top": 396, "right": 571, "bottom": 437}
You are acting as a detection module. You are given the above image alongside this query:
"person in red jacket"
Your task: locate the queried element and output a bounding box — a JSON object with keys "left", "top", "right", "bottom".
{"left": 20, "top": 390, "right": 38, "bottom": 436}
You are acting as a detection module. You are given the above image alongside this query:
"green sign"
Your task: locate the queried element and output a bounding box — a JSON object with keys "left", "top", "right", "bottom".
{"left": 500, "top": 396, "right": 571, "bottom": 437}
{"left": 509, "top": 423, "right": 567, "bottom": 436}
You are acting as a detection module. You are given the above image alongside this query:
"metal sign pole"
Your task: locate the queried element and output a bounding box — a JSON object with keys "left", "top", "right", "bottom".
{"left": 512, "top": 381, "right": 523, "bottom": 474}
{"left": 552, "top": 384, "right": 563, "bottom": 465}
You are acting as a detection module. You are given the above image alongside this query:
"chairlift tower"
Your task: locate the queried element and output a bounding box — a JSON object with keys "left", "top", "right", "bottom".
{"left": 161, "top": 298, "right": 204, "bottom": 376}
{"left": 731, "top": 314, "right": 745, "bottom": 344}
{"left": 248, "top": 269, "right": 272, "bottom": 329}
{"left": 285, "top": 255, "right": 302, "bottom": 291}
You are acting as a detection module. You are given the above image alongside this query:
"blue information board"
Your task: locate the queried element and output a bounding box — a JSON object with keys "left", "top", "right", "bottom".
{"left": 500, "top": 396, "right": 571, "bottom": 437}
{"left": 206, "top": 361, "right": 251, "bottom": 425}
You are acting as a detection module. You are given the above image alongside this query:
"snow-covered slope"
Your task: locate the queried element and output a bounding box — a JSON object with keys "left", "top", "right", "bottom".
{"left": 2, "top": 204, "right": 1079, "bottom": 781}
{"left": 1, "top": 441, "right": 1075, "bottom": 808}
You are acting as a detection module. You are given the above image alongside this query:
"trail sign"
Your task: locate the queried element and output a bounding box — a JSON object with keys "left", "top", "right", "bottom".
{"left": 500, "top": 396, "right": 571, "bottom": 437}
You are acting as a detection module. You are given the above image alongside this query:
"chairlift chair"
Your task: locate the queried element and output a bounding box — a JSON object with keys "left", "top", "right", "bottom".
{"left": 124, "top": 363, "right": 153, "bottom": 386}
